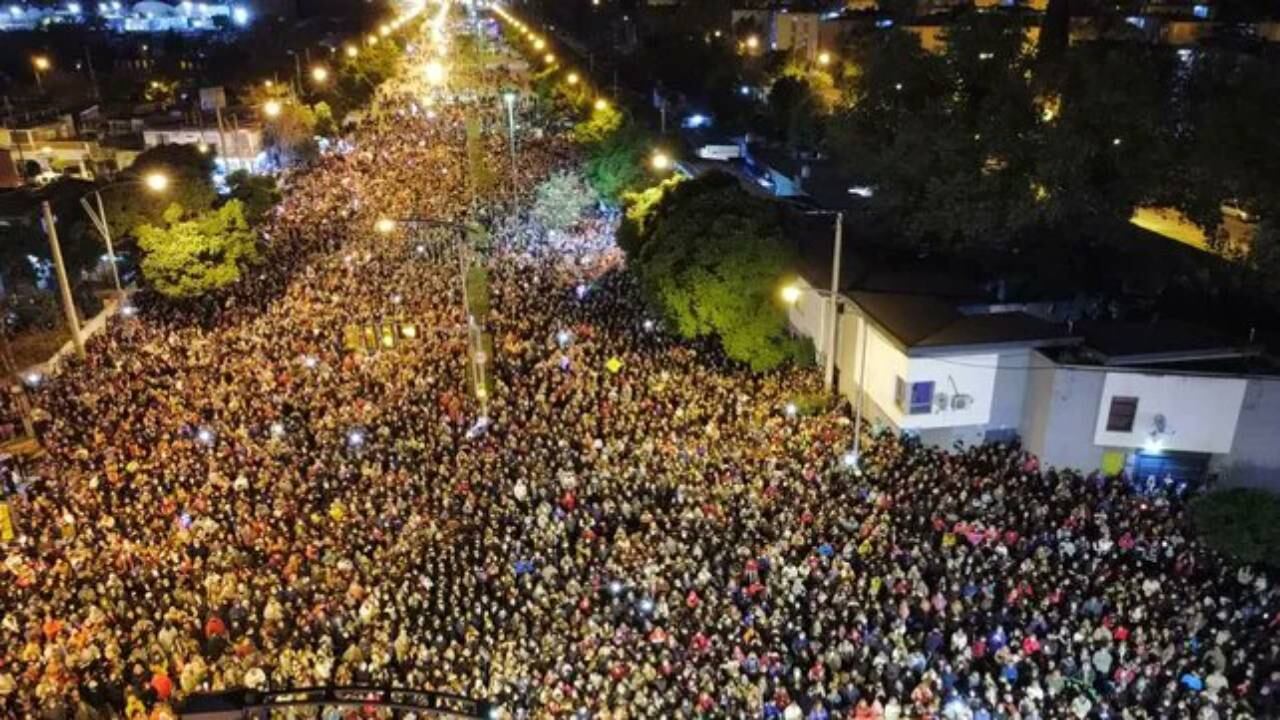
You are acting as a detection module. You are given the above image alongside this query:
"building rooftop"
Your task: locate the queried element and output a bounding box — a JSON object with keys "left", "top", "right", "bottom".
{"left": 848, "top": 290, "right": 1076, "bottom": 352}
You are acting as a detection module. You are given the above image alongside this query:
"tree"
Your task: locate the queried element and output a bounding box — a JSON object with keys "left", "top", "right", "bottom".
{"left": 621, "top": 172, "right": 811, "bottom": 371}
{"left": 136, "top": 201, "right": 260, "bottom": 299}
{"left": 532, "top": 171, "right": 594, "bottom": 232}
{"left": 583, "top": 121, "right": 649, "bottom": 204}
{"left": 767, "top": 75, "right": 823, "bottom": 149}
{"left": 1190, "top": 488, "right": 1280, "bottom": 568}
{"left": 225, "top": 170, "right": 282, "bottom": 226}
{"left": 312, "top": 101, "right": 338, "bottom": 137}
{"left": 102, "top": 143, "right": 217, "bottom": 240}
{"left": 263, "top": 101, "right": 319, "bottom": 167}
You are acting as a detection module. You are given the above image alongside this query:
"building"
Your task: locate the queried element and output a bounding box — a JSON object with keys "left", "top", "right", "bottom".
{"left": 142, "top": 124, "right": 264, "bottom": 171}
{"left": 1, "top": 116, "right": 136, "bottom": 184}
{"left": 784, "top": 275, "right": 1280, "bottom": 491}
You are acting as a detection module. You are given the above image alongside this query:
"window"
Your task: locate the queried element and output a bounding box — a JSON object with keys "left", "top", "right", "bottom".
{"left": 909, "top": 381, "right": 935, "bottom": 415}
{"left": 895, "top": 377, "right": 935, "bottom": 415}
{"left": 1106, "top": 396, "right": 1139, "bottom": 432}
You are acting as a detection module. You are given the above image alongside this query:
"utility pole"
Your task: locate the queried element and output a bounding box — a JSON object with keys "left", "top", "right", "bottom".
{"left": 824, "top": 211, "right": 843, "bottom": 392}
{"left": 84, "top": 47, "right": 99, "bottom": 101}
{"left": 80, "top": 191, "right": 124, "bottom": 304}
{"left": 502, "top": 92, "right": 518, "bottom": 195}
{"left": 214, "top": 105, "right": 230, "bottom": 173}
{"left": 41, "top": 202, "right": 85, "bottom": 360}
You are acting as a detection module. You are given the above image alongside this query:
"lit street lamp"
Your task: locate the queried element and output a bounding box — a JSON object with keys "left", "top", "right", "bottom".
{"left": 650, "top": 150, "right": 671, "bottom": 172}
{"left": 780, "top": 284, "right": 801, "bottom": 305}
{"left": 593, "top": 98, "right": 609, "bottom": 112}
{"left": 566, "top": 72, "right": 579, "bottom": 85}
{"left": 263, "top": 99, "right": 282, "bottom": 118}
{"left": 32, "top": 55, "right": 50, "bottom": 92}
{"left": 311, "top": 65, "right": 329, "bottom": 84}
{"left": 79, "top": 171, "right": 172, "bottom": 305}
{"left": 375, "top": 218, "right": 396, "bottom": 234}
{"left": 817, "top": 50, "right": 832, "bottom": 66}
{"left": 424, "top": 60, "right": 447, "bottom": 86}
{"left": 502, "top": 90, "right": 519, "bottom": 192}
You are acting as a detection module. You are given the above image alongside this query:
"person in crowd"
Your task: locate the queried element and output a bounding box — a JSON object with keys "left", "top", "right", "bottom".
{"left": 0, "top": 17, "right": 1275, "bottom": 720}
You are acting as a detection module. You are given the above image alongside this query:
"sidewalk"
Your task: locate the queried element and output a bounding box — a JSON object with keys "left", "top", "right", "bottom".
{"left": 20, "top": 293, "right": 126, "bottom": 378}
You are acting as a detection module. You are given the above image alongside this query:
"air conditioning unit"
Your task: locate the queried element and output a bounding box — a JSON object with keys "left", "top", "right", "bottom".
{"left": 951, "top": 394, "right": 973, "bottom": 411}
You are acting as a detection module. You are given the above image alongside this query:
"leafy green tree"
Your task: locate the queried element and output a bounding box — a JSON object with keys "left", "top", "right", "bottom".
{"left": 768, "top": 75, "right": 823, "bottom": 149}
{"left": 264, "top": 101, "right": 319, "bottom": 167}
{"left": 136, "top": 201, "right": 260, "bottom": 299}
{"left": 621, "top": 172, "right": 811, "bottom": 371}
{"left": 532, "top": 171, "right": 594, "bottom": 232}
{"left": 225, "top": 170, "right": 282, "bottom": 226}
{"left": 312, "top": 101, "right": 338, "bottom": 137}
{"left": 102, "top": 143, "right": 217, "bottom": 240}
{"left": 583, "top": 122, "right": 649, "bottom": 204}
{"left": 1190, "top": 488, "right": 1280, "bottom": 568}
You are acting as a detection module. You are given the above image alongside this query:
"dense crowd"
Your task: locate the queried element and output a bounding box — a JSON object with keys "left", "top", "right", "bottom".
{"left": 1, "top": 16, "right": 1278, "bottom": 720}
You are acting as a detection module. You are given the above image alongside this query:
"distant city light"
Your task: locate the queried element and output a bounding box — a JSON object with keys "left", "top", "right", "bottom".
{"left": 231, "top": 6, "right": 249, "bottom": 25}
{"left": 847, "top": 186, "right": 875, "bottom": 198}
{"left": 67, "top": 2, "right": 81, "bottom": 14}
{"left": 683, "top": 113, "right": 709, "bottom": 129}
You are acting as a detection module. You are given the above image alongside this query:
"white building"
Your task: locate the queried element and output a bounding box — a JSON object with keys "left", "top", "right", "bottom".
{"left": 142, "top": 125, "right": 264, "bottom": 170}
{"left": 785, "top": 276, "right": 1280, "bottom": 491}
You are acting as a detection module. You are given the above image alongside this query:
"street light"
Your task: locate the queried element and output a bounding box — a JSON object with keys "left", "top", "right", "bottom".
{"left": 533, "top": 38, "right": 545, "bottom": 51}
{"left": 143, "top": 171, "right": 169, "bottom": 192}
{"left": 311, "top": 65, "right": 329, "bottom": 83}
{"left": 543, "top": 53, "right": 555, "bottom": 65}
{"left": 650, "top": 150, "right": 671, "bottom": 171}
{"left": 566, "top": 72, "right": 579, "bottom": 85}
{"left": 817, "top": 51, "right": 832, "bottom": 66}
{"left": 424, "top": 59, "right": 446, "bottom": 86}
{"left": 780, "top": 284, "right": 801, "bottom": 305}
{"left": 375, "top": 218, "right": 396, "bottom": 234}
{"left": 502, "top": 91, "right": 518, "bottom": 193}
{"left": 346, "top": 44, "right": 358, "bottom": 59}
{"left": 32, "top": 55, "right": 50, "bottom": 92}
{"left": 263, "top": 99, "right": 282, "bottom": 118}
{"left": 77, "top": 171, "right": 172, "bottom": 307}
{"left": 593, "top": 98, "right": 608, "bottom": 112}
{"left": 745, "top": 35, "right": 759, "bottom": 51}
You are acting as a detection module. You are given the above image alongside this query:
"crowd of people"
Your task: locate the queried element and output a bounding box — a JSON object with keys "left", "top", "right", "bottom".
{"left": 1, "top": 12, "right": 1277, "bottom": 720}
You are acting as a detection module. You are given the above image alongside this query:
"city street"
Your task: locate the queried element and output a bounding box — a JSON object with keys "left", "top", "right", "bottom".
{"left": 1, "top": 4, "right": 1277, "bottom": 720}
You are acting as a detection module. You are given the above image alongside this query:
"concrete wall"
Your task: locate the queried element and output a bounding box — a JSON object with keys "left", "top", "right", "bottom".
{"left": 1220, "top": 377, "right": 1280, "bottom": 492}
{"left": 1022, "top": 358, "right": 1109, "bottom": 472}
{"left": 1093, "top": 372, "right": 1246, "bottom": 453}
